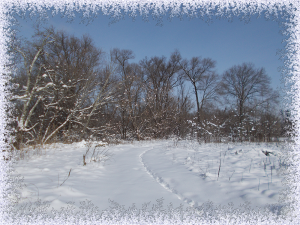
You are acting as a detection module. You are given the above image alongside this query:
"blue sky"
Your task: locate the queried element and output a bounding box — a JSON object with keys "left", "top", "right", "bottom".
{"left": 15, "top": 11, "right": 285, "bottom": 92}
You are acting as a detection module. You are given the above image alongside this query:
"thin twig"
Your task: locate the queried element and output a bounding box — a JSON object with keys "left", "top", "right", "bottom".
{"left": 59, "top": 169, "right": 72, "bottom": 187}
{"left": 217, "top": 159, "right": 221, "bottom": 181}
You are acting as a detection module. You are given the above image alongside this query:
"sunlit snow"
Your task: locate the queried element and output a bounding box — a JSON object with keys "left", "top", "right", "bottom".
{"left": 8, "top": 140, "right": 289, "bottom": 216}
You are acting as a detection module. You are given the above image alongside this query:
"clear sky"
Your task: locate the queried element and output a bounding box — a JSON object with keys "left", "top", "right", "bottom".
{"left": 14, "top": 11, "right": 286, "bottom": 92}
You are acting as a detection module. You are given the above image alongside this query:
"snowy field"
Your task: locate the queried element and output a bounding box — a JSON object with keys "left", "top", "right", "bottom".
{"left": 6, "top": 140, "right": 290, "bottom": 217}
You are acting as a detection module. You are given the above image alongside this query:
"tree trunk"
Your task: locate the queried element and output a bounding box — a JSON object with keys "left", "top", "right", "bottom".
{"left": 13, "top": 130, "right": 23, "bottom": 150}
{"left": 194, "top": 84, "right": 201, "bottom": 124}
{"left": 193, "top": 83, "right": 201, "bottom": 141}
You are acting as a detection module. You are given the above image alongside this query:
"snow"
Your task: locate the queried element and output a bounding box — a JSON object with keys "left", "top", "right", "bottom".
{"left": 8, "top": 140, "right": 289, "bottom": 217}
{"left": 36, "top": 82, "right": 54, "bottom": 92}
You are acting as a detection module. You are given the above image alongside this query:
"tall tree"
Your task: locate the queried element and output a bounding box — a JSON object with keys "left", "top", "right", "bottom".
{"left": 9, "top": 28, "right": 55, "bottom": 148}
{"left": 140, "top": 51, "right": 181, "bottom": 138}
{"left": 110, "top": 48, "right": 136, "bottom": 139}
{"left": 39, "top": 28, "right": 108, "bottom": 143}
{"left": 179, "top": 55, "right": 217, "bottom": 126}
{"left": 219, "top": 62, "right": 278, "bottom": 140}
{"left": 174, "top": 81, "right": 194, "bottom": 138}
{"left": 10, "top": 27, "right": 112, "bottom": 146}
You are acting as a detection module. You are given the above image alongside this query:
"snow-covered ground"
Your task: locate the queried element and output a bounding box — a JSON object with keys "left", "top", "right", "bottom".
{"left": 7, "top": 140, "right": 290, "bottom": 217}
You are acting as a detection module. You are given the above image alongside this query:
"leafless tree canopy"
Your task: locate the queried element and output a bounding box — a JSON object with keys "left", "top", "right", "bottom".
{"left": 179, "top": 56, "right": 217, "bottom": 124}
{"left": 218, "top": 63, "right": 280, "bottom": 140}
{"left": 220, "top": 63, "right": 270, "bottom": 119}
{"left": 7, "top": 27, "right": 288, "bottom": 149}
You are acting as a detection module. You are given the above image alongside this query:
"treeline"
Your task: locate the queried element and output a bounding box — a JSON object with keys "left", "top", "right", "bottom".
{"left": 7, "top": 27, "right": 292, "bottom": 149}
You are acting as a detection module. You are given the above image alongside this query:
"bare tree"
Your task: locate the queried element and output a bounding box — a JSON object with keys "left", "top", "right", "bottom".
{"left": 197, "top": 72, "right": 220, "bottom": 118}
{"left": 10, "top": 27, "right": 114, "bottom": 147}
{"left": 179, "top": 55, "right": 217, "bottom": 125}
{"left": 140, "top": 51, "right": 181, "bottom": 138}
{"left": 9, "top": 29, "right": 55, "bottom": 148}
{"left": 38, "top": 28, "right": 110, "bottom": 143}
{"left": 174, "top": 81, "right": 194, "bottom": 138}
{"left": 110, "top": 48, "right": 136, "bottom": 139}
{"left": 219, "top": 62, "right": 278, "bottom": 140}
{"left": 123, "top": 63, "right": 145, "bottom": 140}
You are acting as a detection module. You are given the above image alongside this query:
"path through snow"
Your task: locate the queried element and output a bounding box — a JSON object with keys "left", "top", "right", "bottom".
{"left": 8, "top": 140, "right": 288, "bottom": 216}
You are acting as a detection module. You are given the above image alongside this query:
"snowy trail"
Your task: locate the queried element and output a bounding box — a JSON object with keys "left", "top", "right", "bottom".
{"left": 9, "top": 140, "right": 287, "bottom": 215}
{"left": 82, "top": 143, "right": 190, "bottom": 210}
{"left": 141, "top": 147, "right": 276, "bottom": 209}
{"left": 141, "top": 142, "right": 285, "bottom": 211}
{"left": 141, "top": 148, "right": 229, "bottom": 208}
{"left": 9, "top": 141, "right": 190, "bottom": 213}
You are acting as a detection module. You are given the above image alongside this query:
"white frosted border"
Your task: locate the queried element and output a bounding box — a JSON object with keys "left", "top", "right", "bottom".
{"left": 0, "top": 0, "right": 298, "bottom": 224}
